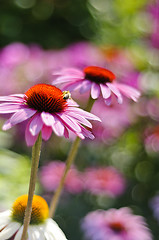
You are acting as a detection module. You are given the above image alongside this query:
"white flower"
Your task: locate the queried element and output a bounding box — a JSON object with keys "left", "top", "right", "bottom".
{"left": 0, "top": 195, "right": 67, "bottom": 240}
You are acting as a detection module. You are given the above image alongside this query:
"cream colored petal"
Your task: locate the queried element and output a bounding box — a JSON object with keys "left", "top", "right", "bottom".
{"left": 0, "top": 222, "right": 20, "bottom": 240}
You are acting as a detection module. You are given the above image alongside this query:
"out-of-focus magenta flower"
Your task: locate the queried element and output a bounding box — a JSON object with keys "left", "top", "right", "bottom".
{"left": 148, "top": 0, "right": 159, "bottom": 49}
{"left": 0, "top": 42, "right": 30, "bottom": 68}
{"left": 145, "top": 126, "right": 159, "bottom": 153}
{"left": 0, "top": 84, "right": 100, "bottom": 146}
{"left": 150, "top": 194, "right": 159, "bottom": 223}
{"left": 83, "top": 167, "right": 126, "bottom": 197}
{"left": 65, "top": 42, "right": 106, "bottom": 68}
{"left": 40, "top": 161, "right": 84, "bottom": 194}
{"left": 82, "top": 208, "right": 152, "bottom": 240}
{"left": 53, "top": 66, "right": 140, "bottom": 105}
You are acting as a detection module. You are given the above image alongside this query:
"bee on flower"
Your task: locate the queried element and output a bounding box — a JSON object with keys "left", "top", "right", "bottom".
{"left": 0, "top": 84, "right": 100, "bottom": 146}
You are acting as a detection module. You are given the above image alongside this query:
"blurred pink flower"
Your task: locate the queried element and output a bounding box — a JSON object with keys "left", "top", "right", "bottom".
{"left": 148, "top": 0, "right": 159, "bottom": 49}
{"left": 145, "top": 126, "right": 159, "bottom": 153}
{"left": 0, "top": 84, "right": 100, "bottom": 146}
{"left": 83, "top": 167, "right": 125, "bottom": 197}
{"left": 53, "top": 66, "right": 140, "bottom": 105}
{"left": 40, "top": 161, "right": 84, "bottom": 194}
{"left": 82, "top": 208, "right": 152, "bottom": 240}
{"left": 0, "top": 42, "right": 30, "bottom": 68}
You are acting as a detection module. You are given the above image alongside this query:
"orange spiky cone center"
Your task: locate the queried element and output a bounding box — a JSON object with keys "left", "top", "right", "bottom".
{"left": 84, "top": 66, "right": 116, "bottom": 84}
{"left": 24, "top": 84, "right": 67, "bottom": 113}
{"left": 11, "top": 195, "right": 49, "bottom": 225}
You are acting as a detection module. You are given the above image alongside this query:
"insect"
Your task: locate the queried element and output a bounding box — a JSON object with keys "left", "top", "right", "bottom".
{"left": 62, "top": 91, "right": 71, "bottom": 100}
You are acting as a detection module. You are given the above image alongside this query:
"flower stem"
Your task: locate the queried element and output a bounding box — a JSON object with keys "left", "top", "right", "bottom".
{"left": 21, "top": 133, "right": 42, "bottom": 240}
{"left": 49, "top": 136, "right": 81, "bottom": 218}
{"left": 49, "top": 96, "right": 95, "bottom": 218}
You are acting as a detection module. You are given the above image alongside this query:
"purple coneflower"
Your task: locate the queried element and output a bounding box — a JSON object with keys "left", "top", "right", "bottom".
{"left": 40, "top": 161, "right": 84, "bottom": 194}
{"left": 82, "top": 208, "right": 152, "bottom": 240}
{"left": 83, "top": 167, "right": 126, "bottom": 197}
{"left": 53, "top": 66, "right": 140, "bottom": 105}
{"left": 0, "top": 84, "right": 100, "bottom": 146}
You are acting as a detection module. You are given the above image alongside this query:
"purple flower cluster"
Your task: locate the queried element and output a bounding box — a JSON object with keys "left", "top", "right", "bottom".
{"left": 40, "top": 161, "right": 126, "bottom": 197}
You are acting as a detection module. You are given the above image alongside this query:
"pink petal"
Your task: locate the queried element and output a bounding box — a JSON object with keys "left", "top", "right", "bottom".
{"left": 25, "top": 120, "right": 38, "bottom": 146}
{"left": 79, "top": 80, "right": 92, "bottom": 94}
{"left": 41, "top": 112, "right": 55, "bottom": 126}
{"left": 10, "top": 108, "right": 36, "bottom": 125}
{"left": 91, "top": 83, "right": 100, "bottom": 99}
{"left": 106, "top": 83, "right": 123, "bottom": 104}
{"left": 80, "top": 126, "right": 95, "bottom": 140}
{"left": 66, "top": 112, "right": 92, "bottom": 128}
{"left": 57, "top": 113, "right": 81, "bottom": 133}
{"left": 54, "top": 68, "right": 84, "bottom": 77}
{"left": 52, "top": 117, "right": 65, "bottom": 136}
{"left": 114, "top": 83, "right": 141, "bottom": 102}
{"left": 0, "top": 95, "right": 24, "bottom": 102}
{"left": 66, "top": 107, "right": 101, "bottom": 121}
{"left": 61, "top": 81, "right": 82, "bottom": 92}
{"left": 104, "top": 96, "right": 112, "bottom": 105}
{"left": 100, "top": 84, "right": 111, "bottom": 99}
{"left": 41, "top": 125, "right": 52, "bottom": 141}
{"left": 0, "top": 103, "right": 24, "bottom": 113}
{"left": 29, "top": 113, "right": 43, "bottom": 136}
{"left": 64, "top": 127, "right": 69, "bottom": 138}
{"left": 67, "top": 99, "right": 79, "bottom": 107}
{"left": 53, "top": 76, "right": 81, "bottom": 84}
{"left": 2, "top": 119, "right": 12, "bottom": 130}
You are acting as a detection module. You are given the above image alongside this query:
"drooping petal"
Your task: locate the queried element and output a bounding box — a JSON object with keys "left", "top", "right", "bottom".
{"left": 79, "top": 80, "right": 92, "bottom": 94}
{"left": 25, "top": 120, "right": 38, "bottom": 146}
{"left": 66, "top": 107, "right": 101, "bottom": 121}
{"left": 42, "top": 125, "right": 52, "bottom": 141}
{"left": 66, "top": 112, "right": 92, "bottom": 128}
{"left": 57, "top": 113, "right": 81, "bottom": 133}
{"left": 0, "top": 222, "right": 20, "bottom": 240}
{"left": 80, "top": 126, "right": 95, "bottom": 140}
{"left": 52, "top": 116, "right": 65, "bottom": 136}
{"left": 114, "top": 83, "right": 141, "bottom": 102}
{"left": 2, "top": 119, "right": 13, "bottom": 131}
{"left": 100, "top": 84, "right": 111, "bottom": 99}
{"left": 104, "top": 96, "right": 112, "bottom": 106}
{"left": 10, "top": 108, "right": 36, "bottom": 126}
{"left": 106, "top": 83, "right": 123, "bottom": 104}
{"left": 29, "top": 113, "right": 43, "bottom": 136}
{"left": 64, "top": 127, "right": 69, "bottom": 138}
{"left": 41, "top": 112, "right": 55, "bottom": 126}
{"left": 0, "top": 103, "right": 24, "bottom": 113}
{"left": 91, "top": 83, "right": 100, "bottom": 99}
{"left": 61, "top": 81, "right": 82, "bottom": 92}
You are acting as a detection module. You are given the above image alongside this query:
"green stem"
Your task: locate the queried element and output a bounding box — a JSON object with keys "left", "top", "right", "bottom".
{"left": 21, "top": 133, "right": 42, "bottom": 240}
{"left": 49, "top": 96, "right": 95, "bottom": 218}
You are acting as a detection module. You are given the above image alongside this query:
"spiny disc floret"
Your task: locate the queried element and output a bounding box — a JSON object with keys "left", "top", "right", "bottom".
{"left": 24, "top": 84, "right": 67, "bottom": 113}
{"left": 84, "top": 66, "right": 116, "bottom": 84}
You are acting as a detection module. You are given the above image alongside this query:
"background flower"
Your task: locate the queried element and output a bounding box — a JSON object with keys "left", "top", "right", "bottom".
{"left": 40, "top": 161, "right": 84, "bottom": 194}
{"left": 81, "top": 208, "right": 152, "bottom": 240}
